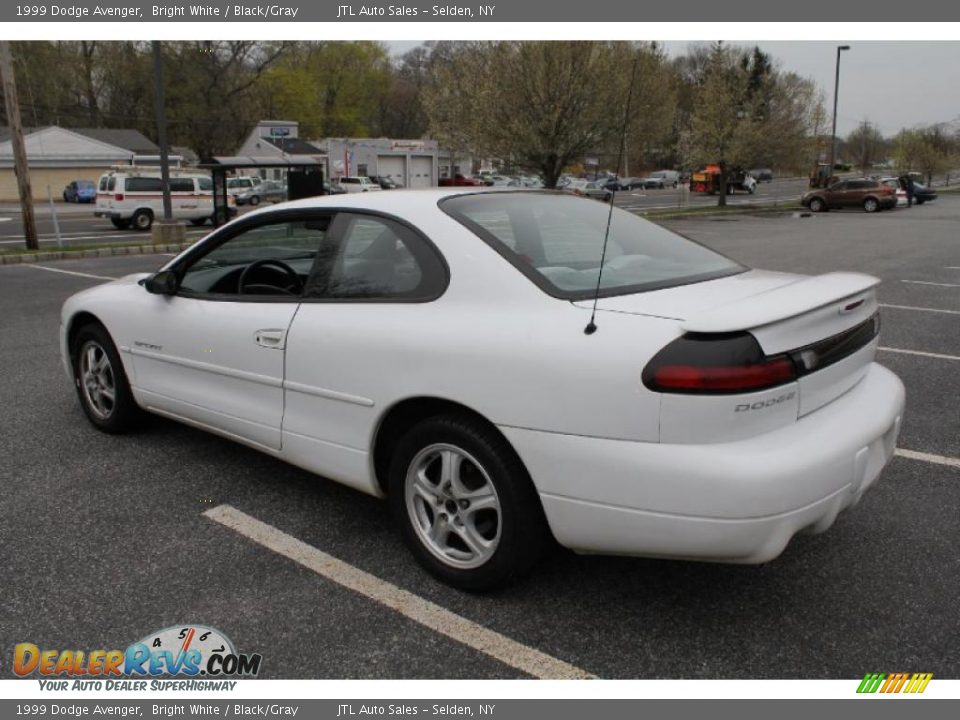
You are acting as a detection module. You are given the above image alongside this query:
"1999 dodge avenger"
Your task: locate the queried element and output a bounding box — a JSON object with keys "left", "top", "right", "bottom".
{"left": 61, "top": 190, "right": 905, "bottom": 589}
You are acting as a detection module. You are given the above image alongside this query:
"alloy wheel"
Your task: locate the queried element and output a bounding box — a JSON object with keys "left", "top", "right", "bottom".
{"left": 79, "top": 340, "right": 116, "bottom": 420}
{"left": 404, "top": 443, "right": 502, "bottom": 569}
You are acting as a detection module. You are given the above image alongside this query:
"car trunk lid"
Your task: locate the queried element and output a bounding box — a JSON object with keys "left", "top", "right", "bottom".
{"left": 576, "top": 270, "right": 882, "bottom": 440}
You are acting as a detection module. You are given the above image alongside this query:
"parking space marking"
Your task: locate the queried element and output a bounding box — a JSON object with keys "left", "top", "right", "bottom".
{"left": 895, "top": 449, "right": 960, "bottom": 470}
{"left": 880, "top": 303, "right": 960, "bottom": 316}
{"left": 878, "top": 346, "right": 960, "bottom": 362}
{"left": 204, "top": 504, "right": 594, "bottom": 680}
{"left": 901, "top": 280, "right": 960, "bottom": 288}
{"left": 19, "top": 264, "right": 118, "bottom": 281}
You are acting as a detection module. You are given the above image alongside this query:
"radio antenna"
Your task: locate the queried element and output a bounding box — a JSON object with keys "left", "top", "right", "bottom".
{"left": 585, "top": 51, "right": 641, "bottom": 335}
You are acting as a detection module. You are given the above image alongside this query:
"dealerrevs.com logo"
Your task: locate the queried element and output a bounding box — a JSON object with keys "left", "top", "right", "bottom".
{"left": 14, "top": 625, "right": 262, "bottom": 691}
{"left": 857, "top": 673, "right": 933, "bottom": 694}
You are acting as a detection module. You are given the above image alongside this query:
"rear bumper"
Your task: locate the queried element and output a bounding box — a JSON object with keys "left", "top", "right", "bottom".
{"left": 501, "top": 362, "right": 905, "bottom": 563}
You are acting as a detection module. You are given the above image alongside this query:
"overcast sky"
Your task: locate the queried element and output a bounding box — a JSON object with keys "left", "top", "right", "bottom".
{"left": 388, "top": 41, "right": 960, "bottom": 138}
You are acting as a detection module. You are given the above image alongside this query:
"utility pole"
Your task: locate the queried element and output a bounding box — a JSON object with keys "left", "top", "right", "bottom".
{"left": 829, "top": 45, "right": 851, "bottom": 179}
{"left": 0, "top": 41, "right": 39, "bottom": 251}
{"left": 150, "top": 41, "right": 184, "bottom": 245}
{"left": 151, "top": 41, "right": 173, "bottom": 223}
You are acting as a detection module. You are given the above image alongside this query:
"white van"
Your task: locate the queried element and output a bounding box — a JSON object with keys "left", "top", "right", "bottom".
{"left": 226, "top": 176, "right": 263, "bottom": 197}
{"left": 95, "top": 168, "right": 237, "bottom": 231}
{"left": 337, "top": 176, "right": 382, "bottom": 193}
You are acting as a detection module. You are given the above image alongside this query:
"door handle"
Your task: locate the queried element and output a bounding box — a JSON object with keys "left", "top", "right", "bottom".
{"left": 254, "top": 329, "right": 286, "bottom": 349}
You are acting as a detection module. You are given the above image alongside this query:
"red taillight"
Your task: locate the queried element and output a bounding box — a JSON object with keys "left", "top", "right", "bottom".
{"left": 643, "top": 333, "right": 797, "bottom": 394}
{"left": 650, "top": 356, "right": 796, "bottom": 392}
{"left": 574, "top": 189, "right": 584, "bottom": 196}
{"left": 114, "top": 193, "right": 124, "bottom": 201}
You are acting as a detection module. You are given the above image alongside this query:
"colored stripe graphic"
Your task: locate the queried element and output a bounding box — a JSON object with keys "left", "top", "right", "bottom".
{"left": 857, "top": 672, "right": 932, "bottom": 693}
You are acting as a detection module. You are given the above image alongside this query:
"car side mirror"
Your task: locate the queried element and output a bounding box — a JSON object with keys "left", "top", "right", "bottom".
{"left": 143, "top": 270, "right": 179, "bottom": 295}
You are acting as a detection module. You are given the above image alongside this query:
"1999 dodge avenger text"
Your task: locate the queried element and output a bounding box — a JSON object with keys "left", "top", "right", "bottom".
{"left": 60, "top": 189, "right": 905, "bottom": 590}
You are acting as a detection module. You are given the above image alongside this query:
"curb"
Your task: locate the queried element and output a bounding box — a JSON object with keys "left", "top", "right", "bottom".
{"left": 0, "top": 241, "right": 196, "bottom": 265}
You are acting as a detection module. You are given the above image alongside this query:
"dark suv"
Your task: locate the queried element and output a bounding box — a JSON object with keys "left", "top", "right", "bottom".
{"left": 801, "top": 178, "right": 896, "bottom": 213}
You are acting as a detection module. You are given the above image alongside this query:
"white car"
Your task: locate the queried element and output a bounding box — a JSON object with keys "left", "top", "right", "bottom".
{"left": 227, "top": 176, "right": 263, "bottom": 198}
{"left": 61, "top": 190, "right": 905, "bottom": 590}
{"left": 879, "top": 177, "right": 909, "bottom": 207}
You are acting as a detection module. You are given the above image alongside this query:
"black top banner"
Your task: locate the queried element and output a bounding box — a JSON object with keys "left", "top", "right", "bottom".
{"left": 3, "top": 0, "right": 960, "bottom": 22}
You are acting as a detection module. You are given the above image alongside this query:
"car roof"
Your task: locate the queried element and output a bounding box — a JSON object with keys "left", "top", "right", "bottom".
{"left": 240, "top": 187, "right": 531, "bottom": 221}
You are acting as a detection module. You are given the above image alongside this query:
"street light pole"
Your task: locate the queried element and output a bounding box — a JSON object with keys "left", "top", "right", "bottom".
{"left": 829, "top": 45, "right": 851, "bottom": 177}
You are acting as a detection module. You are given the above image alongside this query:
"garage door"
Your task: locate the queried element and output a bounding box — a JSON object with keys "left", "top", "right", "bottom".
{"left": 377, "top": 155, "right": 406, "bottom": 187}
{"left": 409, "top": 156, "right": 434, "bottom": 188}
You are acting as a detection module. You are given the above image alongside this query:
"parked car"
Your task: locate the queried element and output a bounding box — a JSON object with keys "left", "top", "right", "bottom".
{"left": 564, "top": 179, "right": 613, "bottom": 202}
{"left": 323, "top": 181, "right": 347, "bottom": 196}
{"left": 61, "top": 190, "right": 904, "bottom": 590}
{"left": 370, "top": 175, "right": 401, "bottom": 190}
{"left": 912, "top": 182, "right": 938, "bottom": 205}
{"left": 638, "top": 170, "right": 681, "bottom": 189}
{"left": 63, "top": 180, "right": 97, "bottom": 203}
{"left": 338, "top": 176, "right": 383, "bottom": 193}
{"left": 95, "top": 169, "right": 237, "bottom": 230}
{"left": 801, "top": 178, "right": 897, "bottom": 213}
{"left": 235, "top": 180, "right": 287, "bottom": 206}
{"left": 227, "top": 176, "right": 263, "bottom": 198}
{"left": 749, "top": 168, "right": 774, "bottom": 182}
{"left": 602, "top": 177, "right": 631, "bottom": 191}
{"left": 439, "top": 174, "right": 482, "bottom": 187}
{"left": 879, "top": 177, "right": 908, "bottom": 207}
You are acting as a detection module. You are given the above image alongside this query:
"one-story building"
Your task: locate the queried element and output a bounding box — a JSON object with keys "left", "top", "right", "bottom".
{"left": 0, "top": 126, "right": 162, "bottom": 202}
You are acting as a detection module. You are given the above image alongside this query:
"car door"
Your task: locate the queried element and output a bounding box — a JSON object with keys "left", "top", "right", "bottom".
{"left": 281, "top": 212, "right": 449, "bottom": 494}
{"left": 825, "top": 181, "right": 848, "bottom": 208}
{"left": 129, "top": 212, "right": 334, "bottom": 451}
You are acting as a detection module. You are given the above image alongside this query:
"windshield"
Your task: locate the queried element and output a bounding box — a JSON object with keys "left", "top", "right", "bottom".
{"left": 77, "top": 181, "right": 95, "bottom": 189}
{"left": 441, "top": 192, "right": 744, "bottom": 299}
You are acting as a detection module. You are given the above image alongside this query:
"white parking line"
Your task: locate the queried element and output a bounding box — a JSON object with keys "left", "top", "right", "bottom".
{"left": 878, "top": 346, "right": 960, "bottom": 362}
{"left": 895, "top": 449, "right": 960, "bottom": 470}
{"left": 204, "top": 504, "right": 593, "bottom": 680}
{"left": 901, "top": 280, "right": 960, "bottom": 288}
{"left": 19, "top": 264, "right": 118, "bottom": 281}
{"left": 880, "top": 304, "right": 960, "bottom": 316}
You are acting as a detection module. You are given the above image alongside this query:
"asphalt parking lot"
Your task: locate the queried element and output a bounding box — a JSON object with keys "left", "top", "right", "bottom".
{"left": 0, "top": 196, "right": 957, "bottom": 680}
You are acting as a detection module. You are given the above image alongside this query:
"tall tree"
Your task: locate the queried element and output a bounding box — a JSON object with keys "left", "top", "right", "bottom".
{"left": 422, "top": 41, "right": 674, "bottom": 187}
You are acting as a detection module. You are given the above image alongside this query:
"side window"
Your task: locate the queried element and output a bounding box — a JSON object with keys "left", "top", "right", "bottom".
{"left": 126, "top": 177, "right": 163, "bottom": 192}
{"left": 197, "top": 177, "right": 213, "bottom": 192}
{"left": 305, "top": 214, "right": 446, "bottom": 301}
{"left": 169, "top": 178, "right": 195, "bottom": 192}
{"left": 178, "top": 217, "right": 332, "bottom": 298}
{"left": 99, "top": 177, "right": 108, "bottom": 192}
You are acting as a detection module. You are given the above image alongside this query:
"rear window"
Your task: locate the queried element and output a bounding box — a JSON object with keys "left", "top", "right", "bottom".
{"left": 441, "top": 192, "right": 744, "bottom": 300}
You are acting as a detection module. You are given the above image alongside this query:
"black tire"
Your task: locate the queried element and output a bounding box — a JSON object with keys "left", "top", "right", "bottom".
{"left": 808, "top": 197, "right": 827, "bottom": 213}
{"left": 388, "top": 414, "right": 551, "bottom": 591}
{"left": 190, "top": 218, "right": 208, "bottom": 227}
{"left": 863, "top": 197, "right": 880, "bottom": 213}
{"left": 110, "top": 218, "right": 131, "bottom": 230}
{"left": 248, "top": 195, "right": 260, "bottom": 206}
{"left": 71, "top": 323, "right": 142, "bottom": 434}
{"left": 915, "top": 198, "right": 925, "bottom": 205}
{"left": 131, "top": 209, "right": 153, "bottom": 231}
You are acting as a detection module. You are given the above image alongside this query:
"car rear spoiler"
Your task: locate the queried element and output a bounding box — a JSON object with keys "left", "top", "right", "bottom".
{"left": 682, "top": 272, "right": 881, "bottom": 334}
